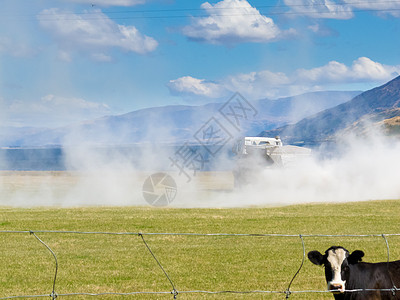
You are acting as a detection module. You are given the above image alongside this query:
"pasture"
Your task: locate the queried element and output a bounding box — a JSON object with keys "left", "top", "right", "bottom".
{"left": 1, "top": 200, "right": 400, "bottom": 299}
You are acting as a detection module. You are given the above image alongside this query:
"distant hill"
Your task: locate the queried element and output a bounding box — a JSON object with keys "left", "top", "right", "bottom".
{"left": 260, "top": 76, "right": 400, "bottom": 145}
{"left": 0, "top": 91, "right": 359, "bottom": 147}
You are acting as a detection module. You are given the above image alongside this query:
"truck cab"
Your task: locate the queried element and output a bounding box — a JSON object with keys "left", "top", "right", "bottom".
{"left": 232, "top": 136, "right": 311, "bottom": 187}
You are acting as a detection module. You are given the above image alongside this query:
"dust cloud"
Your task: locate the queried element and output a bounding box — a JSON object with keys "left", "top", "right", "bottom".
{"left": 1, "top": 127, "right": 400, "bottom": 208}
{"left": 173, "top": 133, "right": 400, "bottom": 208}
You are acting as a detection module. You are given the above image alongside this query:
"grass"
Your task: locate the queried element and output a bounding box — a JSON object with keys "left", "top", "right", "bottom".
{"left": 1, "top": 200, "right": 400, "bottom": 299}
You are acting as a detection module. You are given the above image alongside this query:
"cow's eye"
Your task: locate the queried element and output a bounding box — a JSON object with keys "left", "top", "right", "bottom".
{"left": 343, "top": 266, "right": 349, "bottom": 272}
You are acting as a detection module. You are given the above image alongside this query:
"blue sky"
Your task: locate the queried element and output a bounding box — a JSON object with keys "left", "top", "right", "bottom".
{"left": 1, "top": 0, "right": 400, "bottom": 127}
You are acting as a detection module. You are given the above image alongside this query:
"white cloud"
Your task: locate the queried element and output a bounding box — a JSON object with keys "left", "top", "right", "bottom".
{"left": 169, "top": 57, "right": 400, "bottom": 100}
{"left": 37, "top": 8, "right": 158, "bottom": 60}
{"left": 182, "top": 0, "right": 294, "bottom": 44}
{"left": 344, "top": 0, "right": 400, "bottom": 17}
{"left": 284, "top": 0, "right": 400, "bottom": 19}
{"left": 284, "top": 0, "right": 353, "bottom": 19}
{"left": 307, "top": 23, "right": 337, "bottom": 36}
{"left": 223, "top": 70, "right": 291, "bottom": 99}
{"left": 5, "top": 95, "right": 111, "bottom": 127}
{"left": 295, "top": 57, "right": 400, "bottom": 83}
{"left": 351, "top": 57, "right": 400, "bottom": 79}
{"left": 168, "top": 76, "right": 227, "bottom": 98}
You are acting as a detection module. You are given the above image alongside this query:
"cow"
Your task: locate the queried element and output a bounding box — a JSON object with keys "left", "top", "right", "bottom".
{"left": 308, "top": 246, "right": 400, "bottom": 299}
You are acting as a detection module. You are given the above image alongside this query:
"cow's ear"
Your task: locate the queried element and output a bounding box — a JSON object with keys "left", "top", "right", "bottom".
{"left": 308, "top": 251, "right": 324, "bottom": 265}
{"left": 348, "top": 250, "right": 364, "bottom": 264}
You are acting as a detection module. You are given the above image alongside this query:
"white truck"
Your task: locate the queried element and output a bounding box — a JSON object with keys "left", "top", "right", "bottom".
{"left": 232, "top": 136, "right": 311, "bottom": 186}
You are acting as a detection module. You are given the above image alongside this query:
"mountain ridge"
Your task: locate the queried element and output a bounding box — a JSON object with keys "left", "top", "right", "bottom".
{"left": 259, "top": 76, "right": 400, "bottom": 144}
{"left": 0, "top": 90, "right": 360, "bottom": 147}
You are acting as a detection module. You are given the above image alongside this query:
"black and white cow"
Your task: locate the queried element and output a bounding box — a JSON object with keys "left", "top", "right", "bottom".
{"left": 308, "top": 246, "right": 400, "bottom": 299}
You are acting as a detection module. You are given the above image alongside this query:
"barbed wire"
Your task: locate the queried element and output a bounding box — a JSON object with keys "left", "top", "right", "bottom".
{"left": 0, "top": 230, "right": 399, "bottom": 299}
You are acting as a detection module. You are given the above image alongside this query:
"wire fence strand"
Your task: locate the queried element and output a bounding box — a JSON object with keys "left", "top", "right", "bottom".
{"left": 1, "top": 230, "right": 399, "bottom": 299}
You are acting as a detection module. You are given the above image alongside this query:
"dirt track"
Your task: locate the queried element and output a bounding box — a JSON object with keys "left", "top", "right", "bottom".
{"left": 0, "top": 171, "right": 235, "bottom": 207}
{"left": 0, "top": 170, "right": 234, "bottom": 189}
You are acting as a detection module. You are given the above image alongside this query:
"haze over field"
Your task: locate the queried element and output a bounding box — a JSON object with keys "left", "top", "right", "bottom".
{"left": 1, "top": 0, "right": 400, "bottom": 208}
{"left": 1, "top": 122, "right": 400, "bottom": 208}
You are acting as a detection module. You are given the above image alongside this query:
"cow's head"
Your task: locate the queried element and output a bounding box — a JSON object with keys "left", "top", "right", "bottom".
{"left": 308, "top": 246, "right": 364, "bottom": 294}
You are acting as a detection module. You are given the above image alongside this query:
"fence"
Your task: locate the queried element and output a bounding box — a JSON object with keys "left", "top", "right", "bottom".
{"left": 1, "top": 230, "right": 399, "bottom": 299}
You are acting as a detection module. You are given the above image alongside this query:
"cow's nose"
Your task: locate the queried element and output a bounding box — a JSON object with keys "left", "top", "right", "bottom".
{"left": 329, "top": 283, "right": 344, "bottom": 293}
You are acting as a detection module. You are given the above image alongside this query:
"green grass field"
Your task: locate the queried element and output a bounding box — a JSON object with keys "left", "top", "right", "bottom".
{"left": 1, "top": 200, "right": 400, "bottom": 299}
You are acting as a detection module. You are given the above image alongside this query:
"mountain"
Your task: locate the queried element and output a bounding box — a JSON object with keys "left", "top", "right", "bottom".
{"left": 259, "top": 76, "right": 400, "bottom": 145}
{"left": 0, "top": 91, "right": 360, "bottom": 147}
